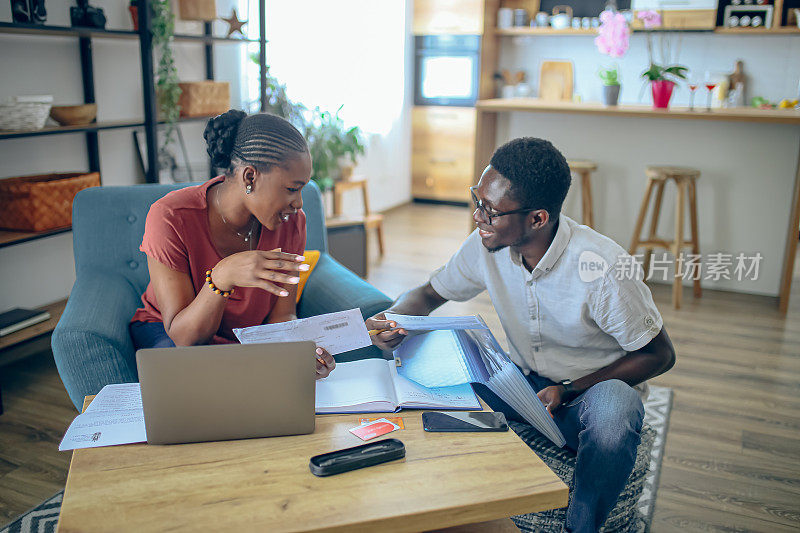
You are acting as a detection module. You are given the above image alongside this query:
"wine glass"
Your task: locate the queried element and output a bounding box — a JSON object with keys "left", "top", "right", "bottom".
{"left": 704, "top": 71, "right": 717, "bottom": 112}
{"left": 687, "top": 78, "right": 699, "bottom": 111}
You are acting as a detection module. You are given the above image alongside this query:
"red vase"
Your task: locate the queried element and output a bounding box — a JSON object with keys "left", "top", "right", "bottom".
{"left": 129, "top": 5, "right": 139, "bottom": 31}
{"left": 651, "top": 80, "right": 675, "bottom": 109}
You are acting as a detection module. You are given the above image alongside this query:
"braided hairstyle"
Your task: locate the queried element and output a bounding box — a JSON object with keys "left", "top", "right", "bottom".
{"left": 203, "top": 110, "right": 308, "bottom": 176}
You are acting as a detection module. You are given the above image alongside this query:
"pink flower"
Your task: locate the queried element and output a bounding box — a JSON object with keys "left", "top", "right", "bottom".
{"left": 595, "top": 10, "right": 630, "bottom": 58}
{"left": 637, "top": 10, "right": 662, "bottom": 29}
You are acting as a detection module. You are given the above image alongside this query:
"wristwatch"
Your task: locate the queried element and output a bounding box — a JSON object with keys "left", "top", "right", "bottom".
{"left": 559, "top": 379, "right": 578, "bottom": 403}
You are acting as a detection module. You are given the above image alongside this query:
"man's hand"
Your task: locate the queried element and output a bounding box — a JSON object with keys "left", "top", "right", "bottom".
{"left": 366, "top": 312, "right": 407, "bottom": 352}
{"left": 537, "top": 385, "right": 565, "bottom": 417}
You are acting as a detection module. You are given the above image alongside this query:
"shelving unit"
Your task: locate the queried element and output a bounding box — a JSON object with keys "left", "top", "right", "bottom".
{"left": 495, "top": 25, "right": 800, "bottom": 36}
{"left": 0, "top": 0, "right": 268, "bottom": 249}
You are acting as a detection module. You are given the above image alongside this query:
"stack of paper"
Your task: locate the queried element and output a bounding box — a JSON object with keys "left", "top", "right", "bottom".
{"left": 391, "top": 314, "right": 566, "bottom": 447}
{"left": 59, "top": 383, "right": 146, "bottom": 451}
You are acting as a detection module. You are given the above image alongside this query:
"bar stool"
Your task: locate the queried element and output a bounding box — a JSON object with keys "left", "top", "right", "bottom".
{"left": 332, "top": 176, "right": 385, "bottom": 257}
{"left": 630, "top": 166, "right": 701, "bottom": 309}
{"left": 567, "top": 160, "right": 597, "bottom": 228}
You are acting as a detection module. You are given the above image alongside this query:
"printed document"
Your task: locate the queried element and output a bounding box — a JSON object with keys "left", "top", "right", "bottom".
{"left": 384, "top": 313, "right": 488, "bottom": 331}
{"left": 59, "top": 383, "right": 146, "bottom": 451}
{"left": 233, "top": 308, "right": 371, "bottom": 354}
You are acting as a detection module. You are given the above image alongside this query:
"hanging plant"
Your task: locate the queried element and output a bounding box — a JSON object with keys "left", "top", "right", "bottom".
{"left": 149, "top": 0, "right": 181, "bottom": 149}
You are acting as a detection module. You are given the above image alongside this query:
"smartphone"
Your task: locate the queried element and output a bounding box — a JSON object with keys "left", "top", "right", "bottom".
{"left": 422, "top": 411, "right": 508, "bottom": 432}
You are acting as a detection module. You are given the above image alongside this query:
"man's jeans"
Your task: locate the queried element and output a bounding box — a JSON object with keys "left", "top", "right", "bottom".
{"left": 474, "top": 374, "right": 644, "bottom": 533}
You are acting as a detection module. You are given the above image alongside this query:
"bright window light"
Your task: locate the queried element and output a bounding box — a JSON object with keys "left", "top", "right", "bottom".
{"left": 241, "top": 0, "right": 406, "bottom": 136}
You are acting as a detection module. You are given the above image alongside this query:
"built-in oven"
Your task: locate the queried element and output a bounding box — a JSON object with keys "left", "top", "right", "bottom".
{"left": 414, "top": 35, "right": 481, "bottom": 107}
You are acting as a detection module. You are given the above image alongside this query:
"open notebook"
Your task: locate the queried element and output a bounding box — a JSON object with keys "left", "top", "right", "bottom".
{"left": 392, "top": 317, "right": 567, "bottom": 448}
{"left": 315, "top": 358, "right": 481, "bottom": 414}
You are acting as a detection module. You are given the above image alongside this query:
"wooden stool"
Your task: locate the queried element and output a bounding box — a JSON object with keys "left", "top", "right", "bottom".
{"left": 332, "top": 177, "right": 385, "bottom": 257}
{"left": 567, "top": 160, "right": 597, "bottom": 228}
{"left": 630, "top": 166, "right": 702, "bottom": 309}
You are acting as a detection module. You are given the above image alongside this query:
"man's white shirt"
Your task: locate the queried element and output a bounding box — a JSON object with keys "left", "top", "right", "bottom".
{"left": 429, "top": 214, "right": 663, "bottom": 397}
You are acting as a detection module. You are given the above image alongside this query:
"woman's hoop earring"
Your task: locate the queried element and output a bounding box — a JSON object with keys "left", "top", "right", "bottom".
{"left": 246, "top": 184, "right": 253, "bottom": 194}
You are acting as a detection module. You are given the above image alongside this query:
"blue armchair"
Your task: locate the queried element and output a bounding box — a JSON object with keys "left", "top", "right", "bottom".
{"left": 52, "top": 181, "right": 392, "bottom": 410}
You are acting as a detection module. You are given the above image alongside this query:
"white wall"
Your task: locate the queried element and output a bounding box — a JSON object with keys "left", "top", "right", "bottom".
{"left": 494, "top": 34, "right": 800, "bottom": 296}
{"left": 0, "top": 0, "right": 239, "bottom": 311}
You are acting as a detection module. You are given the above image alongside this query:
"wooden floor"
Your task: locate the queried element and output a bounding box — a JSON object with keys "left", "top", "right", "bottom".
{"left": 1, "top": 202, "right": 799, "bottom": 531}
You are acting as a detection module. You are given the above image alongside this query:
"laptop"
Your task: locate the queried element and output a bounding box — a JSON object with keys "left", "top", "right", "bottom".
{"left": 135, "top": 342, "right": 317, "bottom": 445}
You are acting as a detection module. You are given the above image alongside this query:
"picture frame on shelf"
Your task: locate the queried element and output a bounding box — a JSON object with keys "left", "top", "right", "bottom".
{"left": 133, "top": 126, "right": 195, "bottom": 184}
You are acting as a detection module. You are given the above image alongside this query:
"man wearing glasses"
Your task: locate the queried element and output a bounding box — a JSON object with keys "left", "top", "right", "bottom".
{"left": 367, "top": 137, "right": 675, "bottom": 533}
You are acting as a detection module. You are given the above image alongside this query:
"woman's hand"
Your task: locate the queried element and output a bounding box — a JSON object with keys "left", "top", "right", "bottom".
{"left": 315, "top": 347, "right": 335, "bottom": 379}
{"left": 211, "top": 250, "right": 309, "bottom": 297}
{"left": 366, "top": 312, "right": 407, "bottom": 352}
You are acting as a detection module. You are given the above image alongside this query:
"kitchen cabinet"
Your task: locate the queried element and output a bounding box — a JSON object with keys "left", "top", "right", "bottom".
{"left": 413, "top": 0, "right": 485, "bottom": 34}
{"left": 412, "top": 106, "right": 476, "bottom": 203}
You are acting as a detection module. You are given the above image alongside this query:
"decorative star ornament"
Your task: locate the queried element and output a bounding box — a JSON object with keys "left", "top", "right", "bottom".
{"left": 221, "top": 8, "right": 247, "bottom": 38}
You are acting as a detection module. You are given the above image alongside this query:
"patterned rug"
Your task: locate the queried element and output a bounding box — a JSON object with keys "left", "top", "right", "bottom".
{"left": 636, "top": 385, "right": 673, "bottom": 530}
{"left": 0, "top": 387, "right": 672, "bottom": 533}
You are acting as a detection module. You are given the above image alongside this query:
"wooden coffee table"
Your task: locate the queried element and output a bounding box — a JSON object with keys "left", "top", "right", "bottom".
{"left": 57, "top": 398, "right": 567, "bottom": 532}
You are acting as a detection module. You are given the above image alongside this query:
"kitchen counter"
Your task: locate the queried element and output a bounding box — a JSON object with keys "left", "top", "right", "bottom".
{"left": 476, "top": 98, "right": 800, "bottom": 125}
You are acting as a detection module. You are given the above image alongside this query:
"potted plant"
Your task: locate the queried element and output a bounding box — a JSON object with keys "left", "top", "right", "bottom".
{"left": 598, "top": 66, "right": 621, "bottom": 107}
{"left": 594, "top": 10, "right": 629, "bottom": 107}
{"left": 304, "top": 106, "right": 365, "bottom": 191}
{"left": 638, "top": 10, "right": 687, "bottom": 109}
{"left": 246, "top": 53, "right": 366, "bottom": 192}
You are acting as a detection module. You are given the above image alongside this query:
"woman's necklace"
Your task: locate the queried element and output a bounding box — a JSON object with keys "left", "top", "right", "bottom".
{"left": 215, "top": 186, "right": 258, "bottom": 249}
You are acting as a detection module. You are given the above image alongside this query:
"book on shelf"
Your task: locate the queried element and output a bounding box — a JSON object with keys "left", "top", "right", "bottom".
{"left": 0, "top": 307, "right": 51, "bottom": 337}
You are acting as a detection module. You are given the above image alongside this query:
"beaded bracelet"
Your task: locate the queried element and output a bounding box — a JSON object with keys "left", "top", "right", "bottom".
{"left": 205, "top": 269, "right": 234, "bottom": 298}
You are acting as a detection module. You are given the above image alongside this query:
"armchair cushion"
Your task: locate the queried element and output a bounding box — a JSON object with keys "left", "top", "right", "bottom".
{"left": 51, "top": 270, "right": 142, "bottom": 409}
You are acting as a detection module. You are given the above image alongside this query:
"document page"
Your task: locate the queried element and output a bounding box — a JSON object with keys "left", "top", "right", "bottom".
{"left": 59, "top": 383, "right": 146, "bottom": 451}
{"left": 315, "top": 358, "right": 399, "bottom": 413}
{"left": 394, "top": 329, "right": 473, "bottom": 387}
{"left": 384, "top": 313, "right": 488, "bottom": 331}
{"left": 234, "top": 308, "right": 371, "bottom": 355}
{"left": 389, "top": 363, "right": 480, "bottom": 410}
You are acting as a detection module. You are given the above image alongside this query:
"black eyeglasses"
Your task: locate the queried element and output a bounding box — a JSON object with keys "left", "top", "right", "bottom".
{"left": 469, "top": 186, "right": 534, "bottom": 226}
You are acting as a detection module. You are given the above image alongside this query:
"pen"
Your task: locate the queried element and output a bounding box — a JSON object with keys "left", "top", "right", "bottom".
{"left": 368, "top": 323, "right": 401, "bottom": 336}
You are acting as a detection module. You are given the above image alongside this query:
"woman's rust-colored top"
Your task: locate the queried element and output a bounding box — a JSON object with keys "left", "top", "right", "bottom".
{"left": 131, "top": 176, "right": 306, "bottom": 343}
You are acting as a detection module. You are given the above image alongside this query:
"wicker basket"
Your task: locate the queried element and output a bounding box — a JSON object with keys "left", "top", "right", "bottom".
{"left": 0, "top": 100, "right": 52, "bottom": 131}
{"left": 0, "top": 172, "right": 100, "bottom": 232}
{"left": 177, "top": 81, "right": 230, "bottom": 117}
{"left": 177, "top": 0, "right": 216, "bottom": 21}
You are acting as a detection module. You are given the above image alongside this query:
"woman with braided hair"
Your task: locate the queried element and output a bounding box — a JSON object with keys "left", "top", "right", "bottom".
{"left": 129, "top": 110, "right": 336, "bottom": 378}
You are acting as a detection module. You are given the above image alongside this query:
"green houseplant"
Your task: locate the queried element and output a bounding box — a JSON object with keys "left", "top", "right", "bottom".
{"left": 304, "top": 106, "right": 365, "bottom": 191}
{"left": 598, "top": 66, "right": 621, "bottom": 107}
{"left": 638, "top": 10, "right": 687, "bottom": 109}
{"left": 149, "top": 0, "right": 180, "bottom": 148}
{"left": 247, "top": 53, "right": 365, "bottom": 191}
